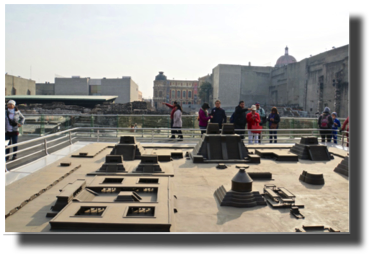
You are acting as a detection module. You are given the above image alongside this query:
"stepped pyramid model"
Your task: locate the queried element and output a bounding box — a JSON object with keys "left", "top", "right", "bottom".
{"left": 334, "top": 156, "right": 349, "bottom": 176}
{"left": 98, "top": 155, "right": 126, "bottom": 172}
{"left": 190, "top": 123, "right": 260, "bottom": 163}
{"left": 290, "top": 136, "right": 332, "bottom": 161}
{"left": 110, "top": 136, "right": 146, "bottom": 160}
{"left": 214, "top": 166, "right": 267, "bottom": 208}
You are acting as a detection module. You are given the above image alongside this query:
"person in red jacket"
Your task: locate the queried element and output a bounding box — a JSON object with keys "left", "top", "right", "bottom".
{"left": 246, "top": 105, "right": 262, "bottom": 144}
{"left": 162, "top": 101, "right": 178, "bottom": 139}
{"left": 341, "top": 116, "right": 349, "bottom": 147}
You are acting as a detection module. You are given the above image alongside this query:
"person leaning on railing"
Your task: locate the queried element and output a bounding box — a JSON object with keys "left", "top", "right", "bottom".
{"left": 5, "top": 100, "right": 25, "bottom": 161}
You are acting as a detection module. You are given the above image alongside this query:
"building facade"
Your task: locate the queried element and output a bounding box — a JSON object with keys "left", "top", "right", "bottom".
{"left": 153, "top": 72, "right": 199, "bottom": 111}
{"left": 209, "top": 45, "right": 349, "bottom": 117}
{"left": 5, "top": 74, "right": 36, "bottom": 96}
{"left": 54, "top": 76, "right": 140, "bottom": 104}
{"left": 36, "top": 82, "right": 55, "bottom": 95}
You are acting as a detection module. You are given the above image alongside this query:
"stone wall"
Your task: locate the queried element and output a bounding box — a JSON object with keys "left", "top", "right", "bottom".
{"left": 5, "top": 74, "right": 36, "bottom": 95}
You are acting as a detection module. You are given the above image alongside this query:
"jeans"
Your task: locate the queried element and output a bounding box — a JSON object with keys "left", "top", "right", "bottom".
{"left": 172, "top": 127, "right": 183, "bottom": 138}
{"left": 170, "top": 119, "right": 175, "bottom": 138}
{"left": 199, "top": 126, "right": 207, "bottom": 135}
{"left": 332, "top": 130, "right": 338, "bottom": 144}
{"left": 269, "top": 130, "right": 277, "bottom": 143}
{"left": 5, "top": 133, "right": 18, "bottom": 159}
{"left": 320, "top": 130, "right": 332, "bottom": 143}
{"left": 248, "top": 131, "right": 259, "bottom": 144}
{"left": 234, "top": 124, "right": 246, "bottom": 139}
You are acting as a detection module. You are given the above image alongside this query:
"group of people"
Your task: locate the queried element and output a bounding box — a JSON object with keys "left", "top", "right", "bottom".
{"left": 318, "top": 106, "right": 349, "bottom": 145}
{"left": 230, "top": 101, "right": 280, "bottom": 144}
{"left": 163, "top": 100, "right": 349, "bottom": 146}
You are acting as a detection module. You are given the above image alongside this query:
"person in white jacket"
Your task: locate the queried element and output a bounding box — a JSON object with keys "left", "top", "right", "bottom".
{"left": 172, "top": 104, "right": 183, "bottom": 141}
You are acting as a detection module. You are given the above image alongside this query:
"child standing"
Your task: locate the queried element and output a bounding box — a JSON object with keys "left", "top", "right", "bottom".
{"left": 246, "top": 105, "right": 261, "bottom": 144}
{"left": 331, "top": 112, "right": 341, "bottom": 144}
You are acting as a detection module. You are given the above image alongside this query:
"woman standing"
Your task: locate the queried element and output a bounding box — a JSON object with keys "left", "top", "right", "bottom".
{"left": 198, "top": 103, "right": 212, "bottom": 135}
{"left": 172, "top": 104, "right": 183, "bottom": 141}
{"left": 268, "top": 107, "right": 280, "bottom": 143}
{"left": 331, "top": 112, "right": 341, "bottom": 144}
{"left": 5, "top": 100, "right": 25, "bottom": 161}
{"left": 246, "top": 105, "right": 261, "bottom": 144}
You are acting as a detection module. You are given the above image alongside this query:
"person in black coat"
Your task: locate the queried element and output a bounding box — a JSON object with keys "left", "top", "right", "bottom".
{"left": 210, "top": 100, "right": 227, "bottom": 129}
{"left": 233, "top": 101, "right": 252, "bottom": 139}
{"left": 268, "top": 107, "right": 280, "bottom": 143}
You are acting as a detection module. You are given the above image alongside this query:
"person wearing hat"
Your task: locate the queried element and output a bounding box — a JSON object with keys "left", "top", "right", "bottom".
{"left": 255, "top": 102, "right": 266, "bottom": 143}
{"left": 5, "top": 100, "right": 25, "bottom": 161}
{"left": 317, "top": 106, "right": 333, "bottom": 143}
{"left": 331, "top": 112, "right": 341, "bottom": 144}
{"left": 162, "top": 101, "right": 178, "bottom": 139}
{"left": 198, "top": 103, "right": 213, "bottom": 135}
{"left": 246, "top": 105, "right": 262, "bottom": 144}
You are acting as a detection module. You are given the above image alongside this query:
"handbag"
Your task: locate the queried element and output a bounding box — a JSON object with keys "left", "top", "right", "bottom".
{"left": 270, "top": 123, "right": 278, "bottom": 129}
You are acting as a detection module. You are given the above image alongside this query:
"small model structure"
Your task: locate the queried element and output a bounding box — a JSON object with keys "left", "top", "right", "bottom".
{"left": 290, "top": 137, "right": 332, "bottom": 161}
{"left": 214, "top": 166, "right": 267, "bottom": 208}
{"left": 190, "top": 123, "right": 260, "bottom": 163}
{"left": 110, "top": 136, "right": 146, "bottom": 160}
{"left": 299, "top": 170, "right": 325, "bottom": 185}
{"left": 334, "top": 156, "right": 349, "bottom": 177}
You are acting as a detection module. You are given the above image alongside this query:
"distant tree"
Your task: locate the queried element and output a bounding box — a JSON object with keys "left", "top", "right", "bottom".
{"left": 199, "top": 82, "right": 213, "bottom": 104}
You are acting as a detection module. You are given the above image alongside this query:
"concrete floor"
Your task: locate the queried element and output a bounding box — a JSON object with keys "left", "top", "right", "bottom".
{"left": 5, "top": 141, "right": 349, "bottom": 233}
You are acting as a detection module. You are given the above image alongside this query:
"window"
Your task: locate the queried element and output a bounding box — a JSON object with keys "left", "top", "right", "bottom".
{"left": 154, "top": 90, "right": 158, "bottom": 97}
{"left": 11, "top": 87, "right": 16, "bottom": 95}
{"left": 102, "top": 178, "right": 124, "bottom": 184}
{"left": 171, "top": 90, "right": 175, "bottom": 98}
{"left": 182, "top": 91, "right": 186, "bottom": 98}
{"left": 188, "top": 91, "right": 192, "bottom": 98}
{"left": 138, "top": 178, "right": 159, "bottom": 183}
{"left": 177, "top": 90, "right": 181, "bottom": 98}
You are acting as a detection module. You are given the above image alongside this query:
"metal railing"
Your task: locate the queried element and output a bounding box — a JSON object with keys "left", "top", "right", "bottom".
{"left": 5, "top": 127, "right": 349, "bottom": 172}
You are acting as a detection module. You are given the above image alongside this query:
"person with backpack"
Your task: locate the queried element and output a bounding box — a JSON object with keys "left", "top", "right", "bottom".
{"left": 318, "top": 107, "right": 334, "bottom": 143}
{"left": 210, "top": 100, "right": 227, "bottom": 130}
{"left": 255, "top": 102, "right": 266, "bottom": 143}
{"left": 5, "top": 100, "right": 25, "bottom": 161}
{"left": 198, "top": 103, "right": 213, "bottom": 135}
{"left": 331, "top": 112, "right": 341, "bottom": 144}
{"left": 233, "top": 101, "right": 252, "bottom": 139}
{"left": 246, "top": 105, "right": 262, "bottom": 144}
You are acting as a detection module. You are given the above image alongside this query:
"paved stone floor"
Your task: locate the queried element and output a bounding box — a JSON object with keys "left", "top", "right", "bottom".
{"left": 5, "top": 141, "right": 349, "bottom": 233}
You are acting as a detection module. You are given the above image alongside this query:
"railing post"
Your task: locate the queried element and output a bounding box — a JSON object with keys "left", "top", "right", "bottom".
{"left": 97, "top": 129, "right": 100, "bottom": 142}
{"left": 40, "top": 114, "right": 45, "bottom": 136}
{"left": 151, "top": 129, "right": 154, "bottom": 143}
{"left": 342, "top": 131, "right": 345, "bottom": 147}
{"left": 44, "top": 139, "right": 49, "bottom": 155}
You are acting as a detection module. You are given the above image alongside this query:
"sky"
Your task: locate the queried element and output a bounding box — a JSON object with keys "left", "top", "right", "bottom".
{"left": 5, "top": 4, "right": 349, "bottom": 98}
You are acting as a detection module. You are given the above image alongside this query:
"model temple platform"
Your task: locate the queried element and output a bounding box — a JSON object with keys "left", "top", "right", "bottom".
{"left": 290, "top": 136, "right": 332, "bottom": 161}
{"left": 190, "top": 123, "right": 260, "bottom": 163}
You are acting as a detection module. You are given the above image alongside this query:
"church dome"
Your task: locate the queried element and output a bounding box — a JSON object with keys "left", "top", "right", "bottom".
{"left": 275, "top": 47, "right": 297, "bottom": 67}
{"left": 155, "top": 71, "right": 167, "bottom": 81}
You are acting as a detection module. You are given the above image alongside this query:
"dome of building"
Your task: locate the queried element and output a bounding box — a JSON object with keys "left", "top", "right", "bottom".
{"left": 155, "top": 71, "right": 167, "bottom": 81}
{"left": 275, "top": 47, "right": 297, "bottom": 67}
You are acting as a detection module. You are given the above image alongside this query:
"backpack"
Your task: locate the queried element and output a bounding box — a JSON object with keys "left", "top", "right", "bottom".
{"left": 320, "top": 114, "right": 330, "bottom": 128}
{"left": 230, "top": 113, "right": 235, "bottom": 123}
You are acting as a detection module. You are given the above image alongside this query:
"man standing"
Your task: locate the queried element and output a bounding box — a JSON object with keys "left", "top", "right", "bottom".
{"left": 210, "top": 100, "right": 227, "bottom": 130}
{"left": 255, "top": 102, "right": 266, "bottom": 143}
{"left": 233, "top": 101, "right": 252, "bottom": 139}
{"left": 162, "top": 101, "right": 178, "bottom": 139}
{"left": 318, "top": 107, "right": 334, "bottom": 143}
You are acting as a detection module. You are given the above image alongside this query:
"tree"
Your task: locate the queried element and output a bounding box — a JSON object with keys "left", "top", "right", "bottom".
{"left": 199, "top": 82, "right": 213, "bottom": 104}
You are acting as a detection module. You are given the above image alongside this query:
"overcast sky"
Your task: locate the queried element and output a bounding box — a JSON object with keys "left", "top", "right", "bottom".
{"left": 5, "top": 4, "right": 349, "bottom": 98}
